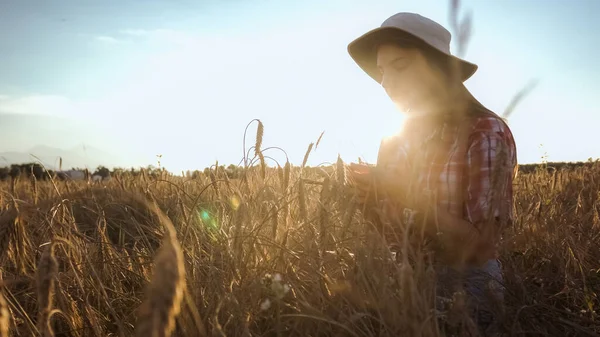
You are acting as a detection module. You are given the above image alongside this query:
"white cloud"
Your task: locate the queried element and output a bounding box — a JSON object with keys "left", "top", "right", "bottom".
{"left": 119, "top": 29, "right": 150, "bottom": 37}
{"left": 95, "top": 28, "right": 197, "bottom": 48}
{"left": 147, "top": 29, "right": 196, "bottom": 45}
{"left": 95, "top": 35, "right": 124, "bottom": 44}
{"left": 127, "top": 28, "right": 196, "bottom": 46}
{"left": 0, "top": 95, "right": 76, "bottom": 117}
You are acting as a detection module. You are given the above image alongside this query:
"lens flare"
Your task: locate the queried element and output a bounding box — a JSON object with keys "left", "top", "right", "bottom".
{"left": 200, "top": 210, "right": 210, "bottom": 221}
{"left": 197, "top": 209, "right": 219, "bottom": 231}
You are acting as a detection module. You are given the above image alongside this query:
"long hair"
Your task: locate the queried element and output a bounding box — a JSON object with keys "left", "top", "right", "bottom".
{"left": 378, "top": 37, "right": 498, "bottom": 125}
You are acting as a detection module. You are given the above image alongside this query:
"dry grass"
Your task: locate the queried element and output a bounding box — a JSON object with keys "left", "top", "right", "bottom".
{"left": 0, "top": 157, "right": 598, "bottom": 337}
{"left": 0, "top": 276, "right": 9, "bottom": 337}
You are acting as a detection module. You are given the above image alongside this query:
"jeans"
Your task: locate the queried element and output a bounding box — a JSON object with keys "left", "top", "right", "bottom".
{"left": 435, "top": 259, "right": 505, "bottom": 336}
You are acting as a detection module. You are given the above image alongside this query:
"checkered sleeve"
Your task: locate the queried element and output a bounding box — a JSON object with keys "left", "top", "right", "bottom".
{"left": 465, "top": 118, "right": 516, "bottom": 230}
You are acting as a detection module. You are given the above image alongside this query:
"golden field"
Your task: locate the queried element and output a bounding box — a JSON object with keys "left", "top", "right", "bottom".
{"left": 0, "top": 156, "right": 599, "bottom": 337}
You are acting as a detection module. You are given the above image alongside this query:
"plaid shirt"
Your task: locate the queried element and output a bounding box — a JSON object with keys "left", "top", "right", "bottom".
{"left": 375, "top": 101, "right": 517, "bottom": 252}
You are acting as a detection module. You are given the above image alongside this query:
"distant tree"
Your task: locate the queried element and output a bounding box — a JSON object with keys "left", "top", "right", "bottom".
{"left": 94, "top": 166, "right": 111, "bottom": 178}
{"left": 9, "top": 164, "right": 20, "bottom": 179}
{"left": 7, "top": 163, "right": 51, "bottom": 180}
{"left": 0, "top": 167, "right": 8, "bottom": 180}
{"left": 31, "top": 163, "right": 45, "bottom": 179}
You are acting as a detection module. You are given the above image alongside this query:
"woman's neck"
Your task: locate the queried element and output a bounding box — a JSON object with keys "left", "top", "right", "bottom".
{"left": 406, "top": 83, "right": 470, "bottom": 121}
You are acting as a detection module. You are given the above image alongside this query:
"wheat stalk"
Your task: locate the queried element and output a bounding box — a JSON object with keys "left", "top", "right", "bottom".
{"left": 0, "top": 209, "right": 17, "bottom": 264}
{"left": 135, "top": 201, "right": 187, "bottom": 337}
{"left": 35, "top": 242, "right": 58, "bottom": 337}
{"left": 0, "top": 274, "right": 9, "bottom": 337}
{"left": 298, "top": 178, "right": 307, "bottom": 221}
{"left": 255, "top": 120, "right": 266, "bottom": 180}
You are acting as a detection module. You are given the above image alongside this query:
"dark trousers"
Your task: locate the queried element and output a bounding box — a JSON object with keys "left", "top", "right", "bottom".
{"left": 435, "top": 259, "right": 505, "bottom": 336}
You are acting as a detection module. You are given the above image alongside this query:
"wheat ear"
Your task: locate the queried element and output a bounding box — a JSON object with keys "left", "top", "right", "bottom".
{"left": 135, "top": 202, "right": 186, "bottom": 337}
{"left": 36, "top": 242, "right": 58, "bottom": 337}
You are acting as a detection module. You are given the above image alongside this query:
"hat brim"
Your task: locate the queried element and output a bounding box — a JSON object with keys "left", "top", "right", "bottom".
{"left": 348, "top": 26, "right": 478, "bottom": 83}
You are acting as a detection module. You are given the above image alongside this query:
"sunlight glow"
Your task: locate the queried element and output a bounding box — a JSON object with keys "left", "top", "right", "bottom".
{"left": 1, "top": 0, "right": 597, "bottom": 170}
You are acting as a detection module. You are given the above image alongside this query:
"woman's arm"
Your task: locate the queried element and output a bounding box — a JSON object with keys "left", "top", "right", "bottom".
{"left": 419, "top": 204, "right": 496, "bottom": 266}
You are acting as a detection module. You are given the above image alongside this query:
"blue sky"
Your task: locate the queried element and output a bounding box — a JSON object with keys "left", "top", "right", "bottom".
{"left": 0, "top": 0, "right": 598, "bottom": 172}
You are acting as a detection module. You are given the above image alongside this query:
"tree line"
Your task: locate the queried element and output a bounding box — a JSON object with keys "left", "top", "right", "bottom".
{"left": 0, "top": 160, "right": 596, "bottom": 181}
{"left": 0, "top": 163, "right": 111, "bottom": 181}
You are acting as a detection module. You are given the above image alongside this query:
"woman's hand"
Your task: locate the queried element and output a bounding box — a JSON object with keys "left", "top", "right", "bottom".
{"left": 347, "top": 164, "right": 497, "bottom": 267}
{"left": 348, "top": 164, "right": 411, "bottom": 202}
{"left": 421, "top": 204, "right": 498, "bottom": 266}
{"left": 346, "top": 163, "right": 376, "bottom": 204}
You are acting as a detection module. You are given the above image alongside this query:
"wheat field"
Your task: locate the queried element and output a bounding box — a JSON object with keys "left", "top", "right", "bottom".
{"left": 0, "top": 142, "right": 599, "bottom": 337}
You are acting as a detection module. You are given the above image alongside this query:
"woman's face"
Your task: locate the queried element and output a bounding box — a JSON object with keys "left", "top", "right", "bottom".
{"left": 376, "top": 43, "right": 445, "bottom": 115}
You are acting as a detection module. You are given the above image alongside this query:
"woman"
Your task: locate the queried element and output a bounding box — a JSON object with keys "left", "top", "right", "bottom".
{"left": 345, "top": 12, "right": 518, "bottom": 335}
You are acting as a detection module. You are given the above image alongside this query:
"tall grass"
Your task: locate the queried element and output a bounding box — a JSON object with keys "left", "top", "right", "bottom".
{"left": 0, "top": 155, "right": 598, "bottom": 336}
